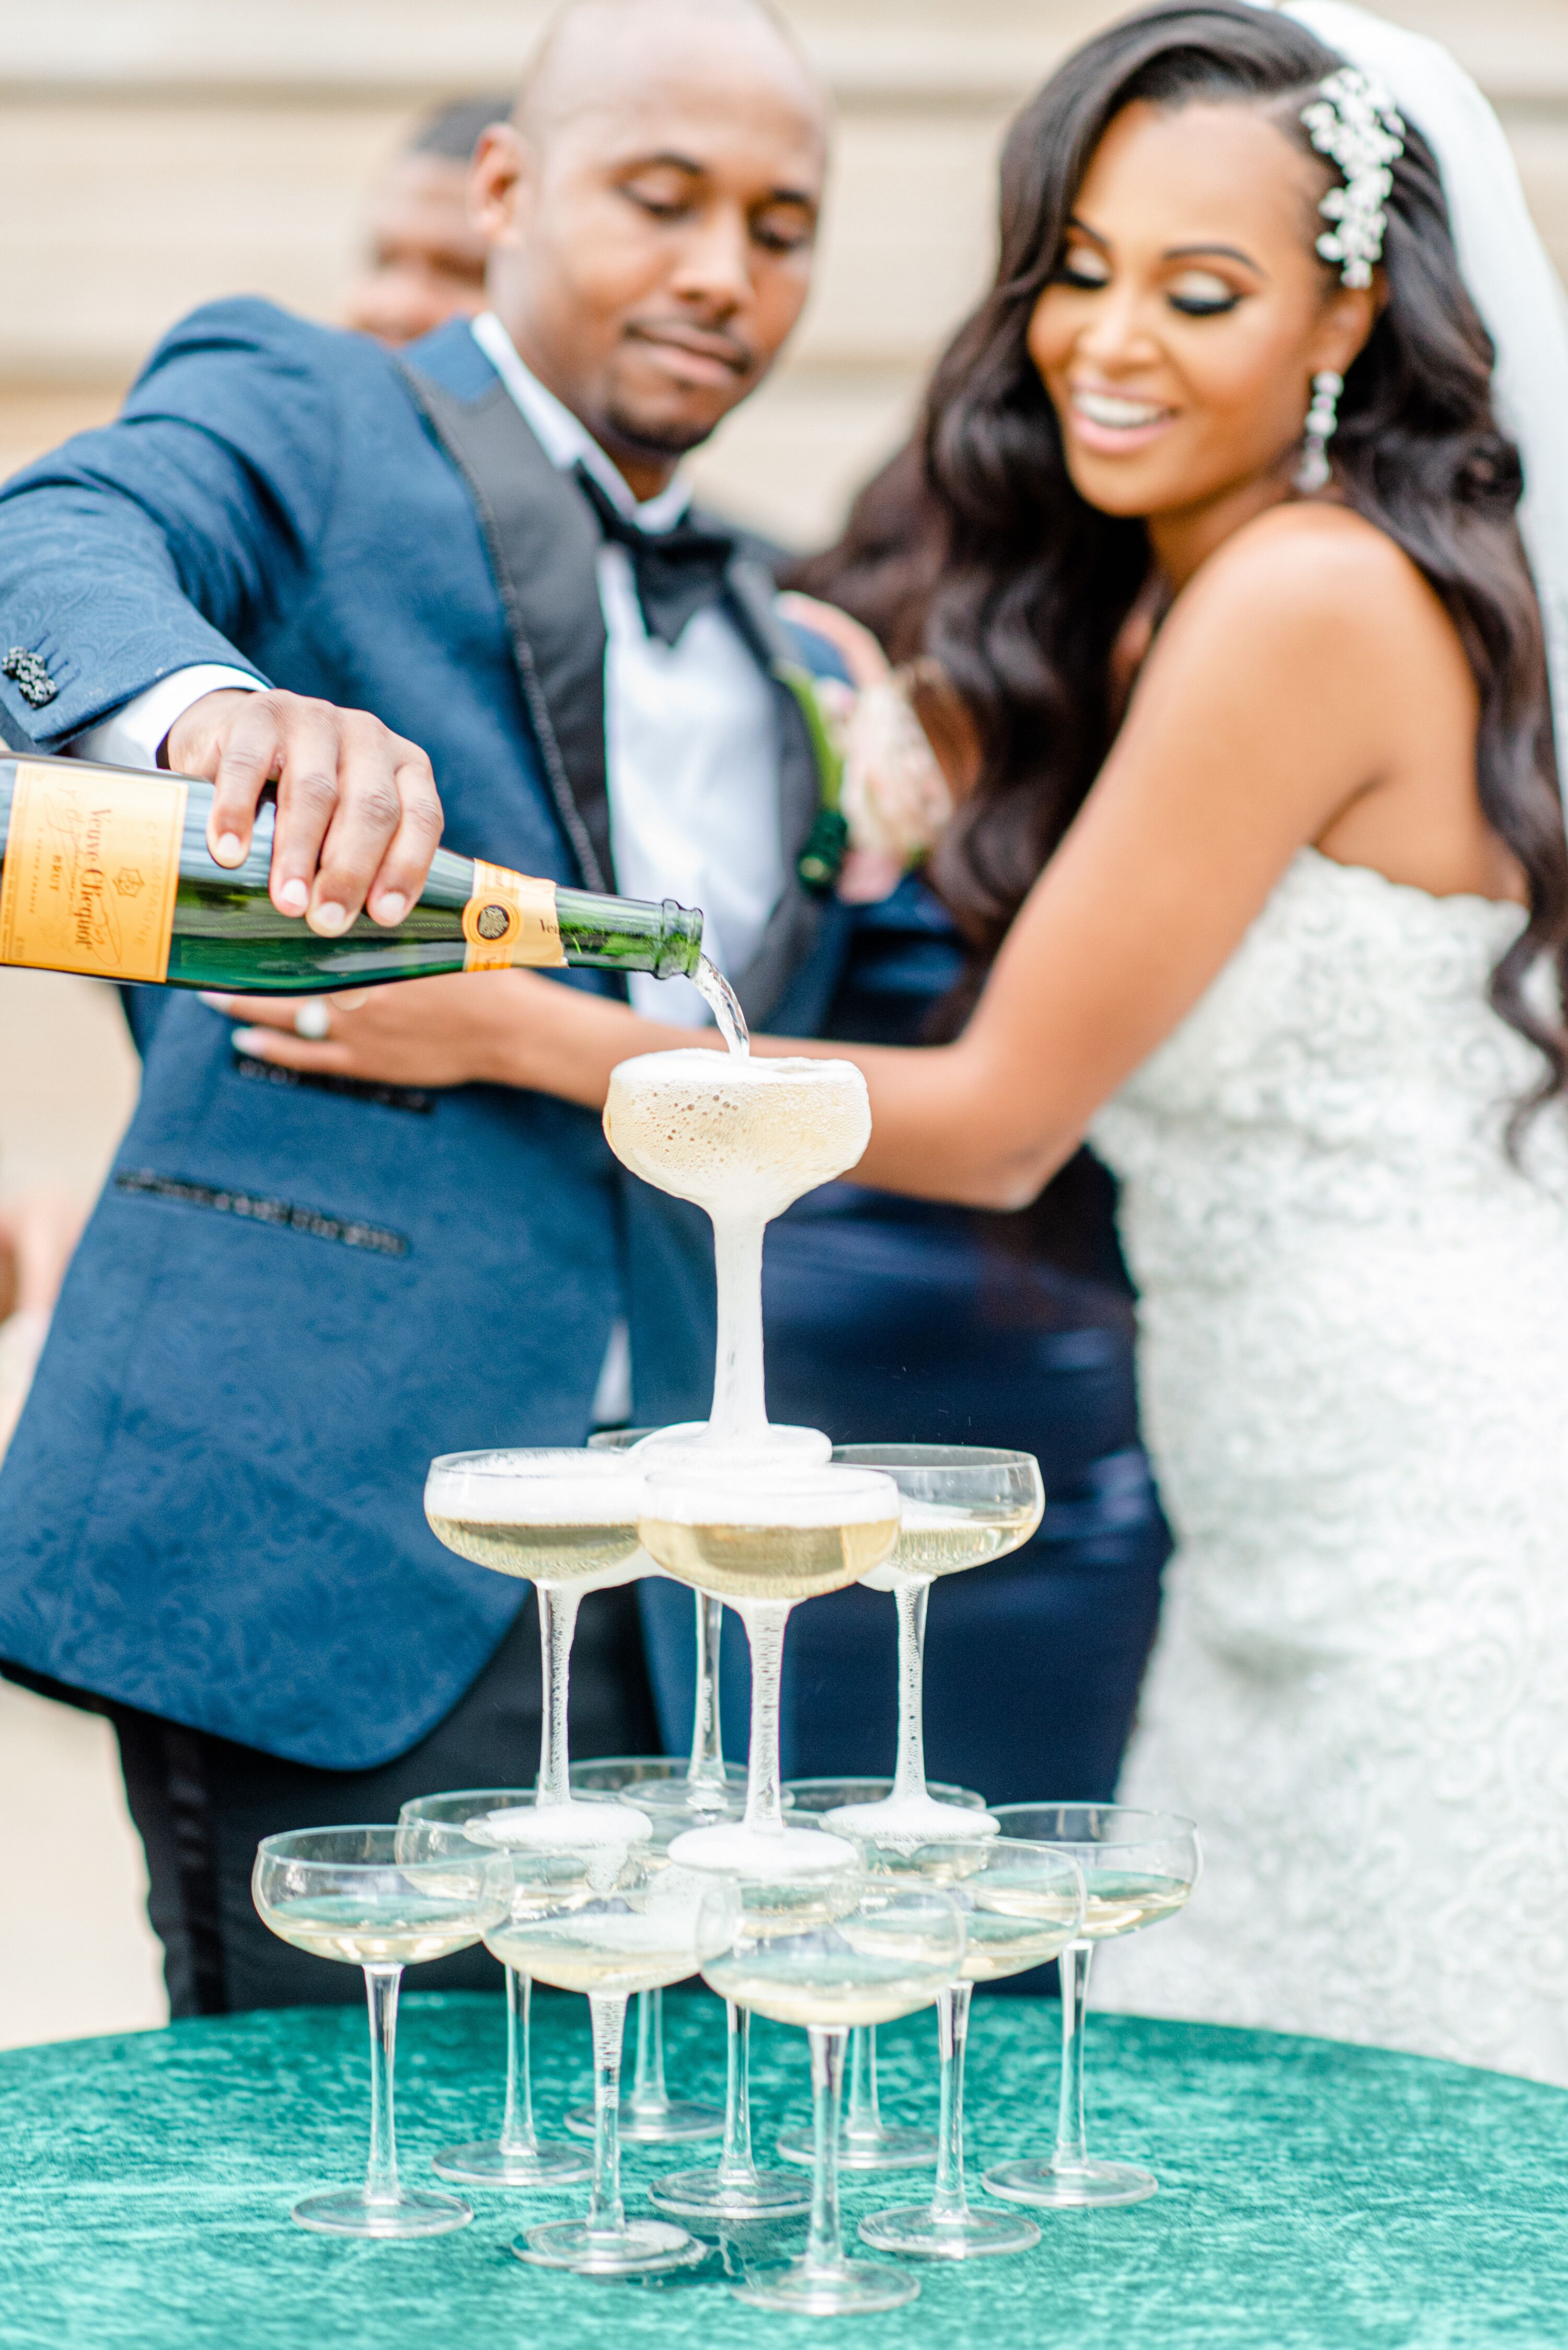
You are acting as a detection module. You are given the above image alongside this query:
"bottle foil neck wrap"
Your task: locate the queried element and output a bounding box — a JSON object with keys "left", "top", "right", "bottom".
{"left": 462, "top": 861, "right": 568, "bottom": 971}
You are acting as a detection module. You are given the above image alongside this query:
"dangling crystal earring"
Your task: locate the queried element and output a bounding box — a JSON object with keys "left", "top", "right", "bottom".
{"left": 1295, "top": 370, "right": 1342, "bottom": 494}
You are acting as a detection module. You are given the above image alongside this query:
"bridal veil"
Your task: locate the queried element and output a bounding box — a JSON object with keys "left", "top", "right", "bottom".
{"left": 1278, "top": 0, "right": 1568, "bottom": 798}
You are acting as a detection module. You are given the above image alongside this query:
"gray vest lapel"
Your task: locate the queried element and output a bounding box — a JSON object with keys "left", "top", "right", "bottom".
{"left": 397, "top": 365, "right": 614, "bottom": 891}
{"left": 722, "top": 555, "right": 826, "bottom": 1028}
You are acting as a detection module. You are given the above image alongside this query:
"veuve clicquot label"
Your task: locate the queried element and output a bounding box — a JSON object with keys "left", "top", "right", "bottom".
{"left": 0, "top": 763, "right": 188, "bottom": 983}
{"left": 0, "top": 752, "right": 702, "bottom": 996}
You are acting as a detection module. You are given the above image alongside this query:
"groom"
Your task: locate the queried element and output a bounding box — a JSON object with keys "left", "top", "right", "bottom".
{"left": 0, "top": 0, "right": 839, "bottom": 2011}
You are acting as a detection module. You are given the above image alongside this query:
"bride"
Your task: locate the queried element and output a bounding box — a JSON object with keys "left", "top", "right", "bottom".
{"left": 228, "top": 2, "right": 1568, "bottom": 2083}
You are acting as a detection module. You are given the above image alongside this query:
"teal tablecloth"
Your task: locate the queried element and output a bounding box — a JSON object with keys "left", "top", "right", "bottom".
{"left": 1, "top": 1989, "right": 1562, "bottom": 2349}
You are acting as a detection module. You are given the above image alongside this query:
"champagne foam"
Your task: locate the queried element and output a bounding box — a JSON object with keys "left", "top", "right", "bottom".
{"left": 425, "top": 1464, "right": 641, "bottom": 1527}
{"left": 826, "top": 1794, "right": 1000, "bottom": 1848}
{"left": 643, "top": 1473, "right": 899, "bottom": 1531}
{"left": 475, "top": 1801, "right": 652, "bottom": 1850}
{"left": 668, "top": 1821, "right": 858, "bottom": 1879}
{"left": 604, "top": 1050, "right": 870, "bottom": 1220}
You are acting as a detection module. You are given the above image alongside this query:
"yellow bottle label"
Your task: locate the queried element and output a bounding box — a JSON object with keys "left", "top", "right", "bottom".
{"left": 462, "top": 859, "right": 568, "bottom": 971}
{"left": 0, "top": 763, "right": 188, "bottom": 983}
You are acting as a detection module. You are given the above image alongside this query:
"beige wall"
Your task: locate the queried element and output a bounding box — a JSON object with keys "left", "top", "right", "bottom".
{"left": 0, "top": 1, "right": 1563, "bottom": 539}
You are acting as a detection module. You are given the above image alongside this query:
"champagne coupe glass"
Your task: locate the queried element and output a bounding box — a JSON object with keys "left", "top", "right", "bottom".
{"left": 851, "top": 1837, "right": 1085, "bottom": 2258}
{"left": 424, "top": 1448, "right": 651, "bottom": 1838}
{"left": 981, "top": 1804, "right": 1201, "bottom": 2209}
{"left": 638, "top": 1776, "right": 813, "bottom": 2224}
{"left": 396, "top": 1790, "right": 591, "bottom": 2188}
{"left": 562, "top": 1758, "right": 725, "bottom": 2146}
{"left": 590, "top": 1422, "right": 826, "bottom": 1814}
{"left": 776, "top": 1776, "right": 988, "bottom": 2172}
{"left": 703, "top": 1873, "right": 966, "bottom": 2314}
{"left": 823, "top": 1445, "right": 1043, "bottom": 1845}
{"left": 252, "top": 1824, "right": 510, "bottom": 2236}
{"left": 486, "top": 1836, "right": 740, "bottom": 2277}
{"left": 637, "top": 1460, "right": 901, "bottom": 1879}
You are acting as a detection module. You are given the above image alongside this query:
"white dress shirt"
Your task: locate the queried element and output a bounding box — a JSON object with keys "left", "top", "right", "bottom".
{"left": 470, "top": 313, "right": 781, "bottom": 1023}
{"left": 75, "top": 313, "right": 785, "bottom": 1031}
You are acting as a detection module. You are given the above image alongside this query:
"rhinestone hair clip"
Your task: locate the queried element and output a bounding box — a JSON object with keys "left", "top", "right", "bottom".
{"left": 1300, "top": 66, "right": 1405, "bottom": 289}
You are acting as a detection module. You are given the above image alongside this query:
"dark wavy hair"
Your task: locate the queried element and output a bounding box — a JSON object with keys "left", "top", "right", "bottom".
{"left": 790, "top": 0, "right": 1567, "bottom": 1120}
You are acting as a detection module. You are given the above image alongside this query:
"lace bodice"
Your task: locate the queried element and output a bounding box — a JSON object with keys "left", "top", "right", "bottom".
{"left": 1089, "top": 850, "right": 1568, "bottom": 2085}
{"left": 1093, "top": 847, "right": 1568, "bottom": 1286}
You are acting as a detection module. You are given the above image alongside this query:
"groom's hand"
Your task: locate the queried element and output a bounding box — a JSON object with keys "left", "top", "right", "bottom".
{"left": 164, "top": 687, "right": 444, "bottom": 936}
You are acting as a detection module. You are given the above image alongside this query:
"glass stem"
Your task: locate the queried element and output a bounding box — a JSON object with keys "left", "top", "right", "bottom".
{"left": 1054, "top": 1940, "right": 1095, "bottom": 2172}
{"left": 738, "top": 1599, "right": 791, "bottom": 1836}
{"left": 716, "top": 2000, "right": 756, "bottom": 2188}
{"left": 843, "top": 2026, "right": 884, "bottom": 2147}
{"left": 534, "top": 1581, "right": 581, "bottom": 1807}
{"left": 687, "top": 1592, "right": 729, "bottom": 1790}
{"left": 709, "top": 1212, "right": 767, "bottom": 1442}
{"left": 362, "top": 1963, "right": 403, "bottom": 2207}
{"left": 891, "top": 1576, "right": 932, "bottom": 1805}
{"left": 802, "top": 2026, "right": 850, "bottom": 2280}
{"left": 628, "top": 1988, "right": 668, "bottom": 2120}
{"left": 499, "top": 1966, "right": 537, "bottom": 2156}
{"left": 929, "top": 1981, "right": 974, "bottom": 2224}
{"left": 585, "top": 1993, "right": 629, "bottom": 2240}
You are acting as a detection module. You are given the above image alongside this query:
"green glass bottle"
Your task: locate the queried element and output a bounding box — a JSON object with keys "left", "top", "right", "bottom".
{"left": 0, "top": 752, "right": 702, "bottom": 995}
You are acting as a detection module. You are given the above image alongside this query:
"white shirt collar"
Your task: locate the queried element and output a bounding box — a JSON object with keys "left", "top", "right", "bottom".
{"left": 471, "top": 311, "right": 691, "bottom": 534}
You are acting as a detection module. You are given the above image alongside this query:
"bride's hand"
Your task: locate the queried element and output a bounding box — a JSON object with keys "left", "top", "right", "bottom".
{"left": 201, "top": 970, "right": 556, "bottom": 1091}
{"left": 200, "top": 967, "right": 711, "bottom": 1106}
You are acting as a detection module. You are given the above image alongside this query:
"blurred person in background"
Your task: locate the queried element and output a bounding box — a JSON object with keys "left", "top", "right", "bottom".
{"left": 342, "top": 94, "right": 511, "bottom": 346}
{"left": 0, "top": 0, "right": 840, "bottom": 2015}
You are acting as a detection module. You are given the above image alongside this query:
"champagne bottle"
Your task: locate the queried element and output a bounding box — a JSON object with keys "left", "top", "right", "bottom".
{"left": 0, "top": 752, "right": 702, "bottom": 995}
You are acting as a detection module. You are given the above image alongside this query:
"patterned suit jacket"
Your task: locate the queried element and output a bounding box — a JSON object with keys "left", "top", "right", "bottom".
{"left": 0, "top": 300, "right": 840, "bottom": 1766}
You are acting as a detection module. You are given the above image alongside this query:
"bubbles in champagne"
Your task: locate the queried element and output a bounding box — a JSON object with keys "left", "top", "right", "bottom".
{"left": 604, "top": 1049, "right": 870, "bottom": 1223}
{"left": 640, "top": 1465, "right": 900, "bottom": 1603}
{"left": 424, "top": 1452, "right": 646, "bottom": 1586}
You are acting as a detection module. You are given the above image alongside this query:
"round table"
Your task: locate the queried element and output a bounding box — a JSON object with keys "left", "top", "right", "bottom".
{"left": 1, "top": 1990, "right": 1561, "bottom": 2347}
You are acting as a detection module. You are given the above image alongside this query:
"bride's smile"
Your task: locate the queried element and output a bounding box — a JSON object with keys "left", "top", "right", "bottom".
{"left": 1028, "top": 97, "right": 1374, "bottom": 575}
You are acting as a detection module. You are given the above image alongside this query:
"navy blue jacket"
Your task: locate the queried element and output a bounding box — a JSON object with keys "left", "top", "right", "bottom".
{"left": 0, "top": 300, "right": 833, "bottom": 1768}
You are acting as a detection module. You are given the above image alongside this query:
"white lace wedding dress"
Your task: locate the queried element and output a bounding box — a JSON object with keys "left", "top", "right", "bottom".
{"left": 1090, "top": 848, "right": 1568, "bottom": 2086}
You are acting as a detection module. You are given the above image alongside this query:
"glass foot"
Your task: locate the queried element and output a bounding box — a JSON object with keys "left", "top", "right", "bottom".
{"left": 859, "top": 2202, "right": 1040, "bottom": 2259}
{"left": 514, "top": 2216, "right": 708, "bottom": 2276}
{"left": 823, "top": 1792, "right": 997, "bottom": 1842}
{"left": 648, "top": 2163, "right": 811, "bottom": 2219}
{"left": 292, "top": 2185, "right": 471, "bottom": 2238}
{"left": 431, "top": 2136, "right": 590, "bottom": 2187}
{"left": 777, "top": 2120, "right": 935, "bottom": 2172}
{"left": 667, "top": 1822, "right": 856, "bottom": 1878}
{"left": 565, "top": 2096, "right": 724, "bottom": 2145}
{"left": 732, "top": 2255, "right": 919, "bottom": 2313}
{"left": 982, "top": 2155, "right": 1158, "bottom": 2209}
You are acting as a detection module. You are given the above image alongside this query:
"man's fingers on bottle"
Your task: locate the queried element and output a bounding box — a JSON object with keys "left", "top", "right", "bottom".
{"left": 367, "top": 748, "right": 444, "bottom": 925}
{"left": 305, "top": 717, "right": 410, "bottom": 935}
{"left": 204, "top": 694, "right": 285, "bottom": 872}
{"left": 268, "top": 701, "right": 352, "bottom": 925}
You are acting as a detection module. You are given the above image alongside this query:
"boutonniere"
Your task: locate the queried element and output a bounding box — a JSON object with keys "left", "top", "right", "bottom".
{"left": 777, "top": 596, "right": 954, "bottom": 902}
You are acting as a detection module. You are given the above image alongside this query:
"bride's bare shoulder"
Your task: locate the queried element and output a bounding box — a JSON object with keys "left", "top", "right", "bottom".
{"left": 1166, "top": 503, "right": 1450, "bottom": 667}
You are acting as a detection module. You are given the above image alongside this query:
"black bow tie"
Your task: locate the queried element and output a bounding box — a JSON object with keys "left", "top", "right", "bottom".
{"left": 573, "top": 464, "right": 735, "bottom": 648}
